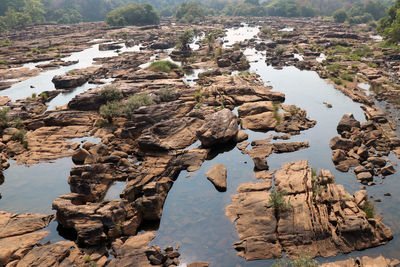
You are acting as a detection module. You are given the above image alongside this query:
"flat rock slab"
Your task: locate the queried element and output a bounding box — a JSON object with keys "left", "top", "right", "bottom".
{"left": 206, "top": 164, "right": 227, "bottom": 192}
{"left": 0, "top": 211, "right": 53, "bottom": 266}
{"left": 321, "top": 255, "right": 400, "bottom": 267}
{"left": 226, "top": 160, "right": 393, "bottom": 260}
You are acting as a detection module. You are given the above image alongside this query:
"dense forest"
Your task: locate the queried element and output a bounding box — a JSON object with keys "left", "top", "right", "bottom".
{"left": 0, "top": 0, "right": 396, "bottom": 32}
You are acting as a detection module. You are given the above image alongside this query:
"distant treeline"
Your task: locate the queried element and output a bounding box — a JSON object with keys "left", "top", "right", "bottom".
{"left": 0, "top": 0, "right": 396, "bottom": 32}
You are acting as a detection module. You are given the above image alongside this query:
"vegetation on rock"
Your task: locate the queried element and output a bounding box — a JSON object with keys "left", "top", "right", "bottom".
{"left": 148, "top": 60, "right": 180, "bottom": 73}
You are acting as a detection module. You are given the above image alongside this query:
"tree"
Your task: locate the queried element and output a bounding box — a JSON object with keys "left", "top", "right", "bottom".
{"left": 175, "top": 2, "right": 205, "bottom": 23}
{"left": 105, "top": 3, "right": 160, "bottom": 26}
{"left": 333, "top": 9, "right": 348, "bottom": 22}
{"left": 178, "top": 29, "right": 194, "bottom": 51}
{"left": 23, "top": 0, "right": 45, "bottom": 23}
{"left": 378, "top": 0, "right": 400, "bottom": 42}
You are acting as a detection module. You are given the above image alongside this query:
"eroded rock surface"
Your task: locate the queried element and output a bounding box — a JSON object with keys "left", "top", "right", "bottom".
{"left": 206, "top": 164, "right": 227, "bottom": 192}
{"left": 226, "top": 160, "right": 393, "bottom": 260}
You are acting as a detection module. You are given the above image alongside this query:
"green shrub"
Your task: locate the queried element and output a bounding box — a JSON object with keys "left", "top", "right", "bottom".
{"left": 273, "top": 102, "right": 281, "bottom": 125}
{"left": 0, "top": 107, "right": 10, "bottom": 128}
{"left": 39, "top": 92, "right": 48, "bottom": 103}
{"left": 123, "top": 94, "right": 153, "bottom": 118}
{"left": 99, "top": 101, "right": 122, "bottom": 123}
{"left": 12, "top": 129, "right": 27, "bottom": 144}
{"left": 158, "top": 87, "right": 177, "bottom": 102}
{"left": 275, "top": 45, "right": 285, "bottom": 57}
{"left": 268, "top": 187, "right": 292, "bottom": 218}
{"left": 147, "top": 60, "right": 180, "bottom": 73}
{"left": 361, "top": 200, "right": 375, "bottom": 218}
{"left": 261, "top": 25, "right": 273, "bottom": 35}
{"left": 339, "top": 73, "right": 354, "bottom": 82}
{"left": 194, "top": 89, "right": 202, "bottom": 102}
{"left": 100, "top": 85, "right": 123, "bottom": 103}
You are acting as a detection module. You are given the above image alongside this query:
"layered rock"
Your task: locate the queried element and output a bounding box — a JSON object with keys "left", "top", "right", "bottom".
{"left": 0, "top": 211, "right": 53, "bottom": 266}
{"left": 226, "top": 160, "right": 393, "bottom": 260}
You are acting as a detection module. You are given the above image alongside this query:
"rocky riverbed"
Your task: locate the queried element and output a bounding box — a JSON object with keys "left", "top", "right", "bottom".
{"left": 0, "top": 17, "right": 399, "bottom": 266}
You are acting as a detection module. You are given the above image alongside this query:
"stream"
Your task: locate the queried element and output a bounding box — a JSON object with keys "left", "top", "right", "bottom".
{"left": 0, "top": 24, "right": 399, "bottom": 266}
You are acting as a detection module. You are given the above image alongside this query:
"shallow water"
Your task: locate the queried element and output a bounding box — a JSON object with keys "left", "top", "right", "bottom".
{"left": 0, "top": 42, "right": 140, "bottom": 101}
{"left": 0, "top": 158, "right": 73, "bottom": 214}
{"left": 152, "top": 28, "right": 400, "bottom": 266}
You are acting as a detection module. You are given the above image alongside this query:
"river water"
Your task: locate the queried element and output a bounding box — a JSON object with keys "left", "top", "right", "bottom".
{"left": 0, "top": 24, "right": 399, "bottom": 266}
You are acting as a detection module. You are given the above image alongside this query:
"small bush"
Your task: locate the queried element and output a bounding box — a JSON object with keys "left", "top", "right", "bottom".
{"left": 147, "top": 60, "right": 180, "bottom": 73}
{"left": 158, "top": 87, "right": 177, "bottom": 102}
{"left": 268, "top": 187, "right": 292, "bottom": 218}
{"left": 100, "top": 85, "right": 123, "bottom": 103}
{"left": 275, "top": 45, "right": 285, "bottom": 57}
{"left": 361, "top": 200, "right": 375, "bottom": 218}
{"left": 39, "top": 92, "right": 48, "bottom": 103}
{"left": 339, "top": 73, "right": 354, "bottom": 82}
{"left": 194, "top": 90, "right": 202, "bottom": 102}
{"left": 261, "top": 26, "right": 273, "bottom": 35}
{"left": 99, "top": 101, "right": 122, "bottom": 123}
{"left": 123, "top": 94, "right": 153, "bottom": 118}
{"left": 0, "top": 107, "right": 10, "bottom": 128}
{"left": 84, "top": 255, "right": 91, "bottom": 263}
{"left": 273, "top": 102, "right": 281, "bottom": 125}
{"left": 12, "top": 129, "right": 28, "bottom": 148}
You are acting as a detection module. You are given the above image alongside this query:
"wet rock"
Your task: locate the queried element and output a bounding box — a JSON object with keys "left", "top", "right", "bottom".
{"left": 217, "top": 58, "right": 231, "bottom": 67}
{"left": 52, "top": 74, "right": 87, "bottom": 89}
{"left": 150, "top": 39, "right": 175, "bottom": 50}
{"left": 234, "top": 130, "right": 248, "bottom": 143}
{"left": 206, "top": 164, "right": 227, "bottom": 192}
{"left": 337, "top": 113, "right": 360, "bottom": 135}
{"left": 196, "top": 109, "right": 238, "bottom": 147}
{"left": 226, "top": 160, "right": 392, "bottom": 260}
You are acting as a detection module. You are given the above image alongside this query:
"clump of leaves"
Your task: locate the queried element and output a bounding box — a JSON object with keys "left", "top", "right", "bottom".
{"left": 123, "top": 94, "right": 153, "bottom": 118}
{"left": 0, "top": 107, "right": 11, "bottom": 128}
{"left": 99, "top": 101, "right": 122, "bottom": 123}
{"left": 100, "top": 85, "right": 123, "bottom": 102}
{"left": 273, "top": 102, "right": 281, "bottom": 125}
{"left": 268, "top": 187, "right": 292, "bottom": 219}
{"left": 361, "top": 200, "right": 375, "bottom": 218}
{"left": 147, "top": 60, "right": 180, "bottom": 73}
{"left": 158, "top": 87, "right": 177, "bottom": 102}
{"left": 194, "top": 89, "right": 202, "bottom": 102}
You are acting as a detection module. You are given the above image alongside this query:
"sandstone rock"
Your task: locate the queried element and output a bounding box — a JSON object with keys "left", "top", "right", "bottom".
{"left": 72, "top": 148, "right": 90, "bottom": 164}
{"left": 321, "top": 255, "right": 399, "bottom": 267}
{"left": 367, "top": 156, "right": 387, "bottom": 168}
{"left": 332, "top": 149, "right": 347, "bottom": 164}
{"left": 187, "top": 262, "right": 210, "bottom": 267}
{"left": 330, "top": 136, "right": 354, "bottom": 151}
{"left": 237, "top": 101, "right": 274, "bottom": 117}
{"left": 381, "top": 164, "right": 395, "bottom": 176}
{"left": 206, "top": 164, "right": 227, "bottom": 192}
{"left": 240, "top": 112, "right": 277, "bottom": 131}
{"left": 52, "top": 74, "right": 87, "bottom": 89}
{"left": 337, "top": 113, "right": 360, "bottom": 135}
{"left": 108, "top": 232, "right": 156, "bottom": 267}
{"left": 99, "top": 43, "right": 123, "bottom": 51}
{"left": 196, "top": 109, "right": 238, "bottom": 147}
{"left": 234, "top": 130, "right": 248, "bottom": 143}
{"left": 226, "top": 160, "right": 393, "bottom": 260}
{"left": 356, "top": 172, "right": 373, "bottom": 183}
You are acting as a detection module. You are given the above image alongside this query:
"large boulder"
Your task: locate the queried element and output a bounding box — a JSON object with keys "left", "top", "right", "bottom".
{"left": 52, "top": 74, "right": 87, "bottom": 89}
{"left": 196, "top": 109, "right": 238, "bottom": 147}
{"left": 337, "top": 113, "right": 360, "bottom": 135}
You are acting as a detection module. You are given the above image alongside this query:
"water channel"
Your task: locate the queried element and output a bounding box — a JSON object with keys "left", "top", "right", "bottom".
{"left": 0, "top": 23, "right": 399, "bottom": 266}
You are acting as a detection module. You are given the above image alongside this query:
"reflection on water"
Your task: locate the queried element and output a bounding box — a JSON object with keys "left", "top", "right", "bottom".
{"left": 0, "top": 158, "right": 73, "bottom": 214}
{"left": 223, "top": 24, "right": 260, "bottom": 48}
{"left": 104, "top": 182, "right": 126, "bottom": 200}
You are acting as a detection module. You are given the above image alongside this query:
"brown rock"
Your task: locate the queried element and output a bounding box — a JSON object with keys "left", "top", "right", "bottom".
{"left": 337, "top": 113, "right": 360, "bottom": 135}
{"left": 196, "top": 109, "right": 238, "bottom": 147}
{"left": 240, "top": 112, "right": 277, "bottom": 131}
{"left": 72, "top": 148, "right": 90, "bottom": 164}
{"left": 205, "top": 164, "right": 227, "bottom": 192}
